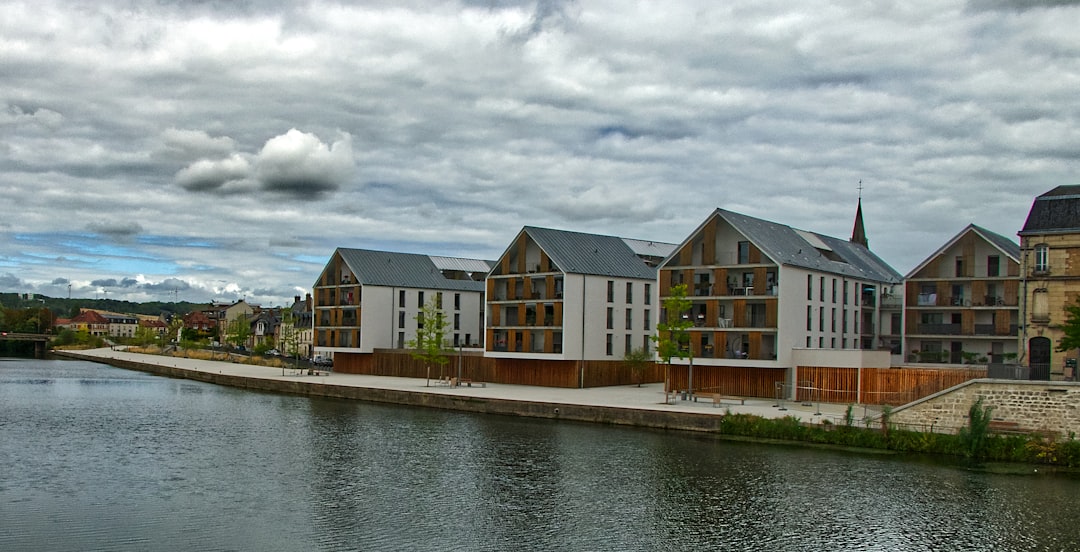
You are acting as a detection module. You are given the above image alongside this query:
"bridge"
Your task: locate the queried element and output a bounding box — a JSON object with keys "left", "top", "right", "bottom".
{"left": 0, "top": 332, "right": 52, "bottom": 358}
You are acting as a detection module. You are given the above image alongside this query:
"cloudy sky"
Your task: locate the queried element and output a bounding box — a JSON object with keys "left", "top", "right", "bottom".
{"left": 2, "top": 0, "right": 1079, "bottom": 306}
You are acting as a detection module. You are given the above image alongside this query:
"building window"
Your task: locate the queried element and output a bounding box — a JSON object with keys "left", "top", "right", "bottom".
{"left": 738, "top": 241, "right": 750, "bottom": 264}
{"left": 806, "top": 336, "right": 811, "bottom": 347}
{"left": 465, "top": 333, "right": 471, "bottom": 346}
{"left": 842, "top": 309, "right": 848, "bottom": 333}
{"left": 454, "top": 313, "right": 460, "bottom": 330}
{"left": 643, "top": 335, "right": 651, "bottom": 352}
{"left": 607, "top": 281, "right": 614, "bottom": 302}
{"left": 397, "top": 331, "right": 405, "bottom": 348}
{"left": 398, "top": 311, "right": 405, "bottom": 328}
{"left": 818, "top": 337, "right": 824, "bottom": 348}
{"left": 831, "top": 279, "right": 837, "bottom": 303}
{"left": 807, "top": 275, "right": 813, "bottom": 300}
{"left": 453, "top": 334, "right": 460, "bottom": 347}
{"left": 625, "top": 334, "right": 632, "bottom": 356}
{"left": 436, "top": 292, "right": 443, "bottom": 309}
{"left": 418, "top": 291, "right": 424, "bottom": 306}
{"left": 955, "top": 256, "right": 965, "bottom": 277}
{"left": 831, "top": 308, "right": 836, "bottom": 332}
{"left": 1033, "top": 288, "right": 1049, "bottom": 322}
{"left": 399, "top": 289, "right": 406, "bottom": 306}
{"left": 644, "top": 283, "right": 651, "bottom": 305}
{"left": 606, "top": 334, "right": 613, "bottom": 356}
{"left": 819, "top": 277, "right": 825, "bottom": 302}
{"left": 807, "top": 306, "right": 812, "bottom": 331}
{"left": 417, "top": 311, "right": 424, "bottom": 329}
{"left": 843, "top": 281, "right": 849, "bottom": 305}
{"left": 1034, "top": 244, "right": 1049, "bottom": 273}
{"left": 625, "top": 309, "right": 633, "bottom": 330}
{"left": 831, "top": 337, "right": 836, "bottom": 348}
{"left": 819, "top": 308, "right": 824, "bottom": 331}
{"left": 644, "top": 309, "right": 651, "bottom": 331}
{"left": 987, "top": 256, "right": 1000, "bottom": 277}
{"left": 607, "top": 307, "right": 614, "bottom": 329}
{"left": 626, "top": 282, "right": 633, "bottom": 303}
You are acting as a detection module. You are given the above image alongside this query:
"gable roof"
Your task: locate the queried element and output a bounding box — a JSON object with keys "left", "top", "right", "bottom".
{"left": 519, "top": 226, "right": 670, "bottom": 280}
{"left": 331, "top": 248, "right": 488, "bottom": 292}
{"left": 666, "top": 209, "right": 902, "bottom": 283}
{"left": 1019, "top": 185, "right": 1080, "bottom": 235}
{"left": 904, "top": 224, "right": 1020, "bottom": 278}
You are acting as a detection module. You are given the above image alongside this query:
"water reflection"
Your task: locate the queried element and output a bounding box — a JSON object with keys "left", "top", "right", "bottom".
{"left": 2, "top": 359, "right": 1080, "bottom": 552}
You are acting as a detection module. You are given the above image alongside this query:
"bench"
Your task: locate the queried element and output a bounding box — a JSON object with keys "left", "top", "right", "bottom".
{"left": 699, "top": 393, "right": 745, "bottom": 407}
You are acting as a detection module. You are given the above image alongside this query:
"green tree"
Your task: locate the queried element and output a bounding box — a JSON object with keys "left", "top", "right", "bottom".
{"left": 278, "top": 307, "right": 302, "bottom": 370}
{"left": 408, "top": 296, "right": 451, "bottom": 386}
{"left": 623, "top": 346, "right": 654, "bottom": 387}
{"left": 651, "top": 283, "right": 693, "bottom": 397}
{"left": 225, "top": 315, "right": 251, "bottom": 350}
{"left": 1056, "top": 299, "right": 1080, "bottom": 352}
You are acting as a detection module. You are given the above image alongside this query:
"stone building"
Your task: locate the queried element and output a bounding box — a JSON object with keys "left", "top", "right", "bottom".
{"left": 1018, "top": 185, "right": 1080, "bottom": 380}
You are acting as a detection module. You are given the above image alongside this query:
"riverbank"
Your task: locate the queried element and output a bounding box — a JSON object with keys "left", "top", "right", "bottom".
{"left": 54, "top": 348, "right": 867, "bottom": 433}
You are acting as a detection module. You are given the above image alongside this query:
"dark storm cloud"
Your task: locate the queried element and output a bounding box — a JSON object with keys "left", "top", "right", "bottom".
{"left": 91, "top": 278, "right": 119, "bottom": 287}
{"left": 86, "top": 222, "right": 144, "bottom": 240}
{"left": 142, "top": 278, "right": 192, "bottom": 292}
{"left": 0, "top": 273, "right": 25, "bottom": 289}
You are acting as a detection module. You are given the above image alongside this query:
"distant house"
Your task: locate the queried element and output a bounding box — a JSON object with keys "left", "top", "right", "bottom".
{"left": 903, "top": 224, "right": 1021, "bottom": 365}
{"left": 182, "top": 311, "right": 215, "bottom": 333}
{"left": 138, "top": 318, "right": 168, "bottom": 336}
{"left": 1018, "top": 185, "right": 1080, "bottom": 380}
{"left": 312, "top": 248, "right": 491, "bottom": 370}
{"left": 66, "top": 310, "right": 110, "bottom": 336}
{"left": 287, "top": 294, "right": 314, "bottom": 358}
{"left": 249, "top": 310, "right": 280, "bottom": 349}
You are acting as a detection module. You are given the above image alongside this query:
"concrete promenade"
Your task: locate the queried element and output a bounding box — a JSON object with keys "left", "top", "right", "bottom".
{"left": 59, "top": 348, "right": 878, "bottom": 431}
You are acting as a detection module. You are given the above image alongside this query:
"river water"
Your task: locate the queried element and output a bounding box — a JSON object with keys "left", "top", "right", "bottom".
{"left": 1, "top": 358, "right": 1078, "bottom": 552}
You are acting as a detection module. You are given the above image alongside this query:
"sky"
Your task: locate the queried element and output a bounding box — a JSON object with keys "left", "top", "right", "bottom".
{"left": 2, "top": 0, "right": 1079, "bottom": 307}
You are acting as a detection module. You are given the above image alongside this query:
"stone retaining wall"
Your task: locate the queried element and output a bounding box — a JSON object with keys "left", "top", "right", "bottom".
{"left": 62, "top": 353, "right": 725, "bottom": 435}
{"left": 890, "top": 379, "right": 1080, "bottom": 437}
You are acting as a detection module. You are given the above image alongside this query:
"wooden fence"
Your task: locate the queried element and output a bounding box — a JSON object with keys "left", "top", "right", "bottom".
{"left": 331, "top": 349, "right": 665, "bottom": 388}
{"left": 666, "top": 365, "right": 788, "bottom": 399}
{"left": 796, "top": 366, "right": 987, "bottom": 406}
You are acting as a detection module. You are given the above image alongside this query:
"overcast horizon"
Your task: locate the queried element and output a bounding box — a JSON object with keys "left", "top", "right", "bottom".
{"left": 2, "top": 0, "right": 1078, "bottom": 306}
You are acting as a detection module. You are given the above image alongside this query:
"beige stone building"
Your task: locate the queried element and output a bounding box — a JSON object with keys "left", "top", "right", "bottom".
{"left": 1018, "top": 185, "right": 1080, "bottom": 380}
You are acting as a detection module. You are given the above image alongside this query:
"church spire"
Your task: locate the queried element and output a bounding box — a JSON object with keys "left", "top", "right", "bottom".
{"left": 850, "top": 181, "right": 868, "bottom": 248}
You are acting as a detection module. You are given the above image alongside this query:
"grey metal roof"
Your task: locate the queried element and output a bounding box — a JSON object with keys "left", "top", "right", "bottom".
{"left": 334, "top": 248, "right": 487, "bottom": 292}
{"left": 1019, "top": 185, "right": 1080, "bottom": 235}
{"left": 428, "top": 255, "right": 494, "bottom": 274}
{"left": 621, "top": 237, "right": 678, "bottom": 260}
{"left": 709, "top": 209, "right": 902, "bottom": 283}
{"left": 523, "top": 226, "right": 659, "bottom": 280}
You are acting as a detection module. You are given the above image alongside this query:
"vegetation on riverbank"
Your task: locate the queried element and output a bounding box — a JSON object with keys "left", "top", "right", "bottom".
{"left": 127, "top": 345, "right": 298, "bottom": 369}
{"left": 715, "top": 399, "right": 1080, "bottom": 468}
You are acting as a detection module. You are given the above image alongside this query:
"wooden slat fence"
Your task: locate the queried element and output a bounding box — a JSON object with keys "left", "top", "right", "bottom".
{"left": 797, "top": 366, "right": 987, "bottom": 406}
{"left": 329, "top": 350, "right": 665, "bottom": 388}
{"left": 667, "top": 365, "right": 788, "bottom": 399}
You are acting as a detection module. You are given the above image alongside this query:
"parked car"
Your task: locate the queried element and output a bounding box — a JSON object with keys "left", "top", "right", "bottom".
{"left": 266, "top": 349, "right": 280, "bottom": 357}
{"left": 313, "top": 355, "right": 333, "bottom": 367}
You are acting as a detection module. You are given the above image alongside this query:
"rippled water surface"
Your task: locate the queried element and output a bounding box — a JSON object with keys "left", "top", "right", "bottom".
{"left": 2, "top": 358, "right": 1079, "bottom": 551}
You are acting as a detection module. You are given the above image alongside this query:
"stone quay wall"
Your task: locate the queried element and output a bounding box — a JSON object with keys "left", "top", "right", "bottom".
{"left": 60, "top": 352, "right": 727, "bottom": 435}
{"left": 890, "top": 379, "right": 1080, "bottom": 437}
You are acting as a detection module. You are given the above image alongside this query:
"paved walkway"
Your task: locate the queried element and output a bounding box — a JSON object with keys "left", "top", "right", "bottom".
{"left": 69, "top": 348, "right": 879, "bottom": 425}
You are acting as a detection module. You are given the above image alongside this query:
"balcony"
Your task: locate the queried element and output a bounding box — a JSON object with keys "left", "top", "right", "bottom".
{"left": 916, "top": 293, "right": 938, "bottom": 306}
{"left": 915, "top": 323, "right": 961, "bottom": 335}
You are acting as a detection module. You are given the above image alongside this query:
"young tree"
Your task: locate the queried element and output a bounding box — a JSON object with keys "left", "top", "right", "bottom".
{"left": 651, "top": 283, "right": 693, "bottom": 398}
{"left": 278, "top": 307, "right": 302, "bottom": 370}
{"left": 623, "top": 346, "right": 654, "bottom": 387}
{"left": 1056, "top": 299, "right": 1080, "bottom": 352}
{"left": 225, "top": 314, "right": 251, "bottom": 350}
{"left": 407, "top": 296, "right": 451, "bottom": 386}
